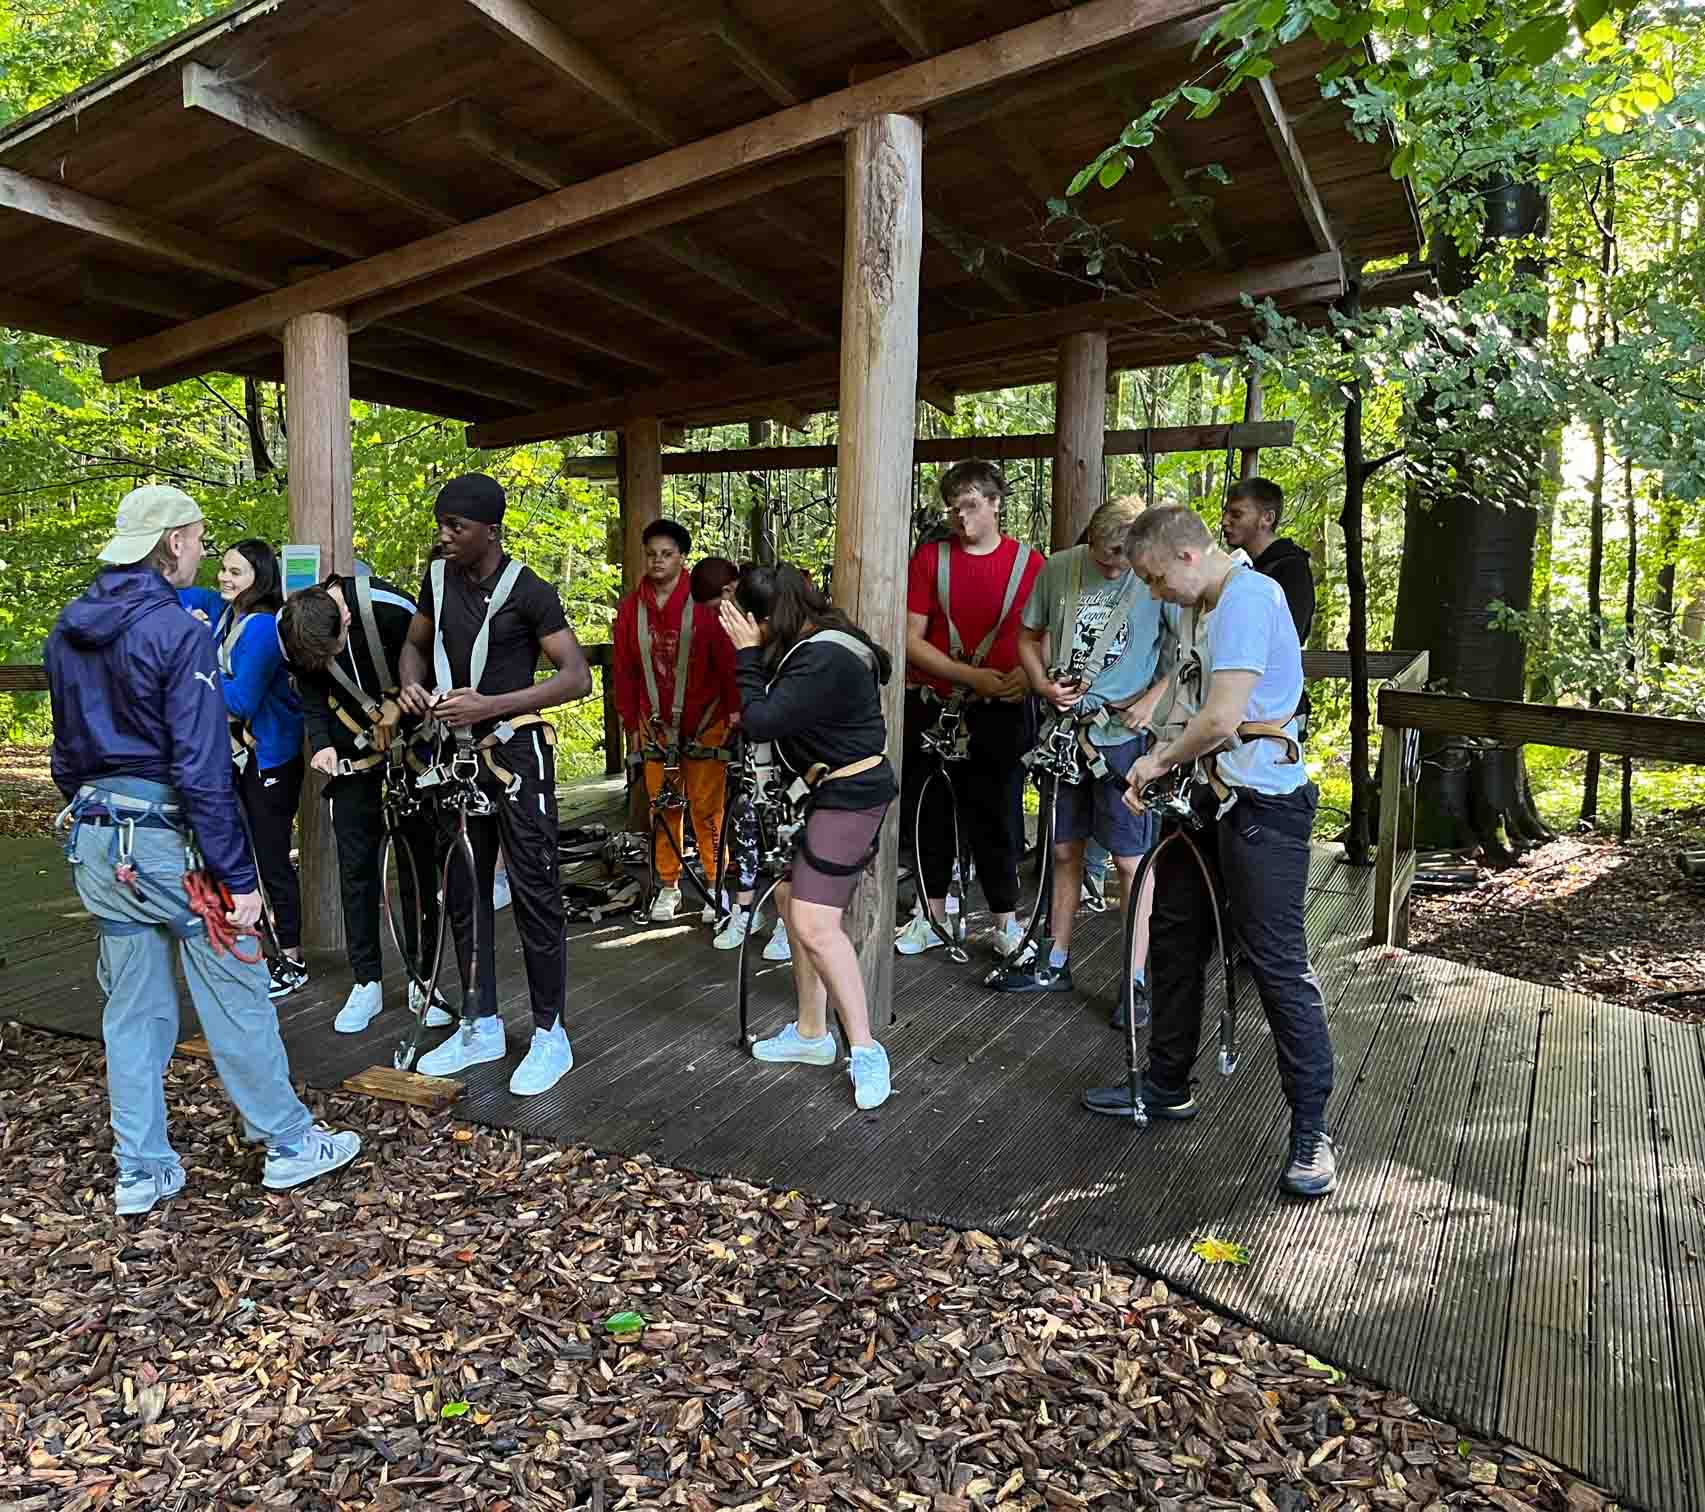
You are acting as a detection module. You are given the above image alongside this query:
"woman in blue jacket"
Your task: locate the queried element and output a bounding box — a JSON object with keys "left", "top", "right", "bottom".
{"left": 181, "top": 539, "right": 308, "bottom": 999}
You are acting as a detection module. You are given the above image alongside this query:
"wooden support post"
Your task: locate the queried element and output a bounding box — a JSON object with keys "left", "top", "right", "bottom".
{"left": 833, "top": 112, "right": 923, "bottom": 1019}
{"left": 1050, "top": 330, "right": 1108, "bottom": 550}
{"left": 622, "top": 416, "right": 664, "bottom": 591}
{"left": 1239, "top": 358, "right": 1264, "bottom": 480}
{"left": 1371, "top": 651, "right": 1429, "bottom": 947}
{"left": 282, "top": 298, "right": 352, "bottom": 955}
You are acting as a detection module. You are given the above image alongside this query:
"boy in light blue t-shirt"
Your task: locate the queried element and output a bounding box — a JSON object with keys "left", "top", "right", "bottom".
{"left": 1080, "top": 506, "right": 1337, "bottom": 1202}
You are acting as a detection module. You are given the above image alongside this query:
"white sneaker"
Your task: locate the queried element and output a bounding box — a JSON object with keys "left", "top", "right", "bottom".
{"left": 417, "top": 1014, "right": 506, "bottom": 1077}
{"left": 408, "top": 980, "right": 453, "bottom": 1028}
{"left": 492, "top": 871, "right": 512, "bottom": 911}
{"left": 763, "top": 918, "right": 792, "bottom": 962}
{"left": 849, "top": 1043, "right": 893, "bottom": 1110}
{"left": 334, "top": 980, "right": 384, "bottom": 1034}
{"left": 508, "top": 1022, "right": 573, "bottom": 1096}
{"left": 649, "top": 885, "right": 682, "bottom": 922}
{"left": 894, "top": 909, "right": 943, "bottom": 956}
{"left": 752, "top": 1022, "right": 837, "bottom": 1065}
{"left": 991, "top": 919, "right": 1027, "bottom": 959}
{"left": 714, "top": 905, "right": 760, "bottom": 951}
{"left": 262, "top": 1125, "right": 361, "bottom": 1190}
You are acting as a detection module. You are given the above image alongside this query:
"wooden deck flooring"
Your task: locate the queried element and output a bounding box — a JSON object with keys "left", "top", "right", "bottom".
{"left": 3, "top": 800, "right": 1702, "bottom": 1512}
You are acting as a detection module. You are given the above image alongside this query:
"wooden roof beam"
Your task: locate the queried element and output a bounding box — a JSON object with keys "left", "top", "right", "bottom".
{"left": 244, "top": 188, "right": 672, "bottom": 376}
{"left": 864, "top": 0, "right": 940, "bottom": 58}
{"left": 100, "top": 0, "right": 1228, "bottom": 385}
{"left": 923, "top": 212, "right": 1026, "bottom": 308}
{"left": 0, "top": 290, "right": 149, "bottom": 348}
{"left": 699, "top": 2, "right": 808, "bottom": 106}
{"left": 644, "top": 227, "right": 836, "bottom": 341}
{"left": 1107, "top": 81, "right": 1230, "bottom": 270}
{"left": 1247, "top": 76, "right": 1336, "bottom": 254}
{"left": 452, "top": 103, "right": 787, "bottom": 356}
{"left": 467, "top": 252, "right": 1341, "bottom": 445}
{"left": 918, "top": 379, "right": 957, "bottom": 418}
{"left": 461, "top": 0, "right": 678, "bottom": 146}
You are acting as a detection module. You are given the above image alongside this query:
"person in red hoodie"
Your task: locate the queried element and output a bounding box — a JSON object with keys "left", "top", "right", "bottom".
{"left": 612, "top": 519, "right": 739, "bottom": 921}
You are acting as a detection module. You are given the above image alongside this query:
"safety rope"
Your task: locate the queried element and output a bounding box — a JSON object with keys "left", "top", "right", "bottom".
{"left": 181, "top": 870, "right": 264, "bottom": 963}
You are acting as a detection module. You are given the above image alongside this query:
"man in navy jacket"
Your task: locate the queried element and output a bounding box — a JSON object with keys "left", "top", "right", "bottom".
{"left": 48, "top": 485, "right": 359, "bottom": 1218}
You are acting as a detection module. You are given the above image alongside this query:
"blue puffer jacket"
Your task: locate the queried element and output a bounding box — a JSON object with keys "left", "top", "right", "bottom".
{"left": 48, "top": 567, "right": 256, "bottom": 892}
{"left": 179, "top": 587, "right": 305, "bottom": 771}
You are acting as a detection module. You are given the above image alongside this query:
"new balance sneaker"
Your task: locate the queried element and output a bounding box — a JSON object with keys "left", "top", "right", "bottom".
{"left": 752, "top": 1022, "right": 837, "bottom": 1065}
{"left": 990, "top": 918, "right": 1027, "bottom": 959}
{"left": 408, "top": 980, "right": 453, "bottom": 1027}
{"left": 334, "top": 980, "right": 384, "bottom": 1034}
{"left": 649, "top": 885, "right": 682, "bottom": 922}
{"left": 1283, "top": 1126, "right": 1337, "bottom": 1197}
{"left": 1081, "top": 872, "right": 1108, "bottom": 913}
{"left": 894, "top": 909, "right": 944, "bottom": 956}
{"left": 763, "top": 918, "right": 793, "bottom": 962}
{"left": 417, "top": 1014, "right": 507, "bottom": 1077}
{"left": 262, "top": 1125, "right": 361, "bottom": 1191}
{"left": 508, "top": 1022, "right": 574, "bottom": 1096}
{"left": 114, "top": 1164, "right": 185, "bottom": 1217}
{"left": 987, "top": 956, "right": 1073, "bottom": 994}
{"left": 1082, "top": 1074, "right": 1197, "bottom": 1119}
{"left": 267, "top": 955, "right": 309, "bottom": 1000}
{"left": 849, "top": 1043, "right": 892, "bottom": 1110}
{"left": 714, "top": 905, "right": 760, "bottom": 951}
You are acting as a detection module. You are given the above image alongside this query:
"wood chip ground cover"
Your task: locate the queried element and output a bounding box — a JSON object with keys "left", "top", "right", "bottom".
{"left": 0, "top": 1024, "right": 1613, "bottom": 1511}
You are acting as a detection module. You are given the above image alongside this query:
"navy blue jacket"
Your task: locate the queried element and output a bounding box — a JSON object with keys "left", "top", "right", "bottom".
{"left": 47, "top": 566, "right": 257, "bottom": 892}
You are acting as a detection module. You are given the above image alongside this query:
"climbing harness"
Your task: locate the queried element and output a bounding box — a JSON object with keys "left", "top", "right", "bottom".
{"left": 323, "top": 575, "right": 408, "bottom": 755}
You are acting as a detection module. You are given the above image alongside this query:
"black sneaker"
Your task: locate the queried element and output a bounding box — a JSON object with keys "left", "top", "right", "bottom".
{"left": 1110, "top": 977, "right": 1151, "bottom": 1032}
{"left": 1282, "top": 1126, "right": 1337, "bottom": 1197}
{"left": 1080, "top": 872, "right": 1108, "bottom": 913}
{"left": 985, "top": 957, "right": 1074, "bottom": 994}
{"left": 1083, "top": 1074, "right": 1197, "bottom": 1119}
{"left": 268, "top": 956, "right": 308, "bottom": 1000}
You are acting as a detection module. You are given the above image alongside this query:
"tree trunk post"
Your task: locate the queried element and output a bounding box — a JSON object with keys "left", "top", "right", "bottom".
{"left": 282, "top": 304, "right": 353, "bottom": 955}
{"left": 833, "top": 111, "right": 923, "bottom": 1021}
{"left": 621, "top": 416, "right": 663, "bottom": 592}
{"left": 1050, "top": 330, "right": 1107, "bottom": 550}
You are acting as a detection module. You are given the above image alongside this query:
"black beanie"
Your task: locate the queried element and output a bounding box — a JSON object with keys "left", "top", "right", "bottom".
{"left": 435, "top": 472, "right": 506, "bottom": 525}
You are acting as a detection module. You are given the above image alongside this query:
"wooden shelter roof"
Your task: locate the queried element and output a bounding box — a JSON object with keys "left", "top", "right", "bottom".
{"left": 0, "top": 0, "right": 1421, "bottom": 436}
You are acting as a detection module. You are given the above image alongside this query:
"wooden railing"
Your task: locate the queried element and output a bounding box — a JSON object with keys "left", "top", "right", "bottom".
{"left": 1373, "top": 676, "right": 1705, "bottom": 944}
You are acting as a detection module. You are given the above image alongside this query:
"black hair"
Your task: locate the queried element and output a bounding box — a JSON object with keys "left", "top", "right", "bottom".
{"left": 227, "top": 537, "right": 284, "bottom": 616}
{"left": 1226, "top": 476, "right": 1284, "bottom": 530}
{"left": 642, "top": 518, "right": 692, "bottom": 554}
{"left": 734, "top": 563, "right": 892, "bottom": 684}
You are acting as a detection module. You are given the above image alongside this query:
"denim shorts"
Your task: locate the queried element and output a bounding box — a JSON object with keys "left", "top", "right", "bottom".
{"left": 1052, "top": 734, "right": 1157, "bottom": 859}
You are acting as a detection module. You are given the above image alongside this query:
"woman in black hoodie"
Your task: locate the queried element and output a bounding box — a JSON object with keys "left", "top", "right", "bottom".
{"left": 720, "top": 565, "right": 897, "bottom": 1110}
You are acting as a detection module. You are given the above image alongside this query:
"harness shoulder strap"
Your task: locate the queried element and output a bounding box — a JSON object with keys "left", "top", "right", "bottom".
{"left": 939, "top": 540, "right": 1036, "bottom": 669}
{"left": 1051, "top": 547, "right": 1085, "bottom": 670}
{"left": 1080, "top": 570, "right": 1140, "bottom": 685}
{"left": 352, "top": 575, "right": 393, "bottom": 691}
{"left": 430, "top": 559, "right": 452, "bottom": 692}
{"left": 468, "top": 560, "right": 524, "bottom": 692}
{"left": 217, "top": 610, "right": 255, "bottom": 678}
{"left": 636, "top": 583, "right": 695, "bottom": 744}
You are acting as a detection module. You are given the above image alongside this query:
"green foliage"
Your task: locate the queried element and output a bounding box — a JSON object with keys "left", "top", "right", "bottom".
{"left": 1488, "top": 600, "right": 1705, "bottom": 718}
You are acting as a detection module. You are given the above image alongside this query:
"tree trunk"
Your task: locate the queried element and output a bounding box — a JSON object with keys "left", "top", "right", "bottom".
{"left": 1621, "top": 453, "right": 1636, "bottom": 841}
{"left": 1185, "top": 365, "right": 1205, "bottom": 501}
{"left": 1653, "top": 494, "right": 1681, "bottom": 663}
{"left": 243, "top": 375, "right": 274, "bottom": 478}
{"left": 1341, "top": 374, "right": 1374, "bottom": 866}
{"left": 1581, "top": 169, "right": 1615, "bottom": 830}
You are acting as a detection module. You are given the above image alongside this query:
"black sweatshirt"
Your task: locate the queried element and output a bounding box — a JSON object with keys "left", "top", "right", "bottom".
{"left": 288, "top": 574, "right": 420, "bottom": 761}
{"left": 735, "top": 640, "right": 898, "bottom": 812}
{"left": 1253, "top": 538, "right": 1317, "bottom": 646}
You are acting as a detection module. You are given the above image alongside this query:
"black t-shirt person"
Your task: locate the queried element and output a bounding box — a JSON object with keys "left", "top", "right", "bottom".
{"left": 415, "top": 554, "right": 568, "bottom": 740}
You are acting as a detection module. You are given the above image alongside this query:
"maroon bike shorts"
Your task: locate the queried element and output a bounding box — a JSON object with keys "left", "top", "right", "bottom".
{"left": 789, "top": 804, "right": 888, "bottom": 908}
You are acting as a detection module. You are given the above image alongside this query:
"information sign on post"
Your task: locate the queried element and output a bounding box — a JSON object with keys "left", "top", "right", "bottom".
{"left": 281, "top": 544, "right": 321, "bottom": 598}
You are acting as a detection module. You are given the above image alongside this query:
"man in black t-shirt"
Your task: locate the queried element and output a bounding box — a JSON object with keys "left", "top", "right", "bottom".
{"left": 397, "top": 474, "right": 592, "bottom": 1096}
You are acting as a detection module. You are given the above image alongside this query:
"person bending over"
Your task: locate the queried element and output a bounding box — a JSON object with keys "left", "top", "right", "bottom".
{"left": 612, "top": 519, "right": 739, "bottom": 922}
{"left": 397, "top": 473, "right": 593, "bottom": 1097}
{"left": 720, "top": 565, "right": 897, "bottom": 1111}
{"left": 998, "top": 496, "right": 1167, "bottom": 1010}
{"left": 1084, "top": 504, "right": 1336, "bottom": 1198}
{"left": 896, "top": 460, "right": 1041, "bottom": 961}
{"left": 49, "top": 486, "right": 358, "bottom": 1216}
{"left": 278, "top": 573, "right": 449, "bottom": 1036}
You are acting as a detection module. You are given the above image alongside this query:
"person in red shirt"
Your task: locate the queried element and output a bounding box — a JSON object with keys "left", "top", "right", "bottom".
{"left": 612, "top": 519, "right": 739, "bottom": 921}
{"left": 896, "top": 460, "right": 1043, "bottom": 959}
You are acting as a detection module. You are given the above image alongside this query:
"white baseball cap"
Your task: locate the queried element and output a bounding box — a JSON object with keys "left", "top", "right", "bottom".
{"left": 97, "top": 485, "right": 204, "bottom": 564}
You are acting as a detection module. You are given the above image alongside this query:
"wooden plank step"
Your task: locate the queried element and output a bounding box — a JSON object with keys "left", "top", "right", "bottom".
{"left": 1404, "top": 974, "right": 1543, "bottom": 1433}
{"left": 341, "top": 1065, "right": 463, "bottom": 1111}
{"left": 1589, "top": 1003, "right": 1689, "bottom": 1512}
{"left": 177, "top": 1037, "right": 213, "bottom": 1060}
{"left": 1497, "top": 983, "right": 1595, "bottom": 1475}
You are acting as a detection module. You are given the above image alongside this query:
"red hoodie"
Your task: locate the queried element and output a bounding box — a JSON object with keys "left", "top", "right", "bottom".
{"left": 612, "top": 573, "right": 738, "bottom": 740}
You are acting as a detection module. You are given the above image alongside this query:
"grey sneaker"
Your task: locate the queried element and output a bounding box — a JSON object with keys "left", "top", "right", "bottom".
{"left": 849, "top": 1043, "right": 892, "bottom": 1110}
{"left": 1282, "top": 1126, "right": 1336, "bottom": 1197}
{"left": 263, "top": 1125, "right": 362, "bottom": 1191}
{"left": 752, "top": 1022, "right": 837, "bottom": 1065}
{"left": 114, "top": 1164, "right": 185, "bottom": 1216}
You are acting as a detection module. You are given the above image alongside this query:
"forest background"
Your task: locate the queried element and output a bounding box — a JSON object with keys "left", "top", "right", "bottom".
{"left": 0, "top": 0, "right": 1702, "bottom": 842}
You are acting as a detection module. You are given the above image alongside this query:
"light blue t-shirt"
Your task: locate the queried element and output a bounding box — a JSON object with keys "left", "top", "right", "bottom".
{"left": 1205, "top": 567, "right": 1306, "bottom": 794}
